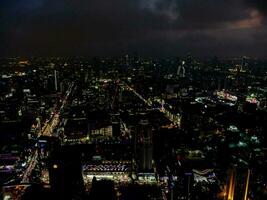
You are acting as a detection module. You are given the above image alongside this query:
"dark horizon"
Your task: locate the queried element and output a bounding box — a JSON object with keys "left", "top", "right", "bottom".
{"left": 1, "top": 0, "right": 267, "bottom": 58}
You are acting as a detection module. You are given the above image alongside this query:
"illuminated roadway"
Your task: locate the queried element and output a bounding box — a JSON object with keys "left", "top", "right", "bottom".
{"left": 244, "top": 169, "right": 250, "bottom": 200}
{"left": 227, "top": 168, "right": 236, "bottom": 200}
{"left": 224, "top": 168, "right": 250, "bottom": 200}
{"left": 20, "top": 82, "right": 75, "bottom": 184}
{"left": 122, "top": 82, "right": 181, "bottom": 127}
{"left": 21, "top": 150, "right": 38, "bottom": 183}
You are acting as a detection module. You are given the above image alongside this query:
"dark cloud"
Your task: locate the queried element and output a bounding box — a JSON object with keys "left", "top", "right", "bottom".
{"left": 245, "top": 0, "right": 267, "bottom": 14}
{"left": 0, "top": 0, "right": 267, "bottom": 57}
{"left": 139, "top": 0, "right": 255, "bottom": 31}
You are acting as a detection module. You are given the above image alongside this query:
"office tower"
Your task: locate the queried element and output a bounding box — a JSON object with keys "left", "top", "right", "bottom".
{"left": 138, "top": 120, "right": 153, "bottom": 172}
{"left": 177, "top": 61, "right": 186, "bottom": 78}
{"left": 112, "top": 121, "right": 120, "bottom": 138}
{"left": 54, "top": 70, "right": 58, "bottom": 91}
{"left": 49, "top": 146, "right": 85, "bottom": 199}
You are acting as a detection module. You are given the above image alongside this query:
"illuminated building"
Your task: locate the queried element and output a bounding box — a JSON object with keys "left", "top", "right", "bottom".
{"left": 177, "top": 61, "right": 186, "bottom": 78}
{"left": 54, "top": 70, "right": 58, "bottom": 91}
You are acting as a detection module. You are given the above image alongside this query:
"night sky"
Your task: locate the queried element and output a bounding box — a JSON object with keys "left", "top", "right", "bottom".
{"left": 1, "top": 0, "right": 267, "bottom": 58}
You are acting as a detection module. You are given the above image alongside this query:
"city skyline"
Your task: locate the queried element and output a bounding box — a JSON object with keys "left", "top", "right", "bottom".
{"left": 0, "top": 1, "right": 267, "bottom": 200}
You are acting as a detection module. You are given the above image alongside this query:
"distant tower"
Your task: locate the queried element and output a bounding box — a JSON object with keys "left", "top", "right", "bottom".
{"left": 177, "top": 61, "right": 186, "bottom": 78}
{"left": 36, "top": 117, "right": 41, "bottom": 132}
{"left": 224, "top": 78, "right": 228, "bottom": 90}
{"left": 133, "top": 52, "right": 140, "bottom": 70}
{"left": 125, "top": 54, "right": 129, "bottom": 68}
{"left": 235, "top": 57, "right": 247, "bottom": 91}
{"left": 218, "top": 78, "right": 221, "bottom": 91}
{"left": 240, "top": 56, "right": 248, "bottom": 72}
{"left": 138, "top": 120, "right": 153, "bottom": 172}
{"left": 111, "top": 113, "right": 120, "bottom": 138}
{"left": 85, "top": 71, "right": 89, "bottom": 83}
{"left": 54, "top": 70, "right": 58, "bottom": 91}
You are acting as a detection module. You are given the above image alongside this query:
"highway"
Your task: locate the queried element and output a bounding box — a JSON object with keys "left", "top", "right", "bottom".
{"left": 122, "top": 82, "right": 181, "bottom": 127}
{"left": 244, "top": 169, "right": 250, "bottom": 200}
{"left": 122, "top": 83, "right": 152, "bottom": 107}
{"left": 227, "top": 168, "right": 235, "bottom": 200}
{"left": 224, "top": 168, "right": 250, "bottom": 200}
{"left": 21, "top": 150, "right": 38, "bottom": 183}
{"left": 42, "top": 82, "right": 74, "bottom": 137}
{"left": 20, "top": 82, "right": 74, "bottom": 184}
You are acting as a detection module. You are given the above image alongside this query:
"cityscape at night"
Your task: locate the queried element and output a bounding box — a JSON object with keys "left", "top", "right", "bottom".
{"left": 1, "top": 1, "right": 267, "bottom": 200}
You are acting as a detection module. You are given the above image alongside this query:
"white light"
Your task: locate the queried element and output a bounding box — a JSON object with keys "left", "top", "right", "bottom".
{"left": 3, "top": 195, "right": 12, "bottom": 200}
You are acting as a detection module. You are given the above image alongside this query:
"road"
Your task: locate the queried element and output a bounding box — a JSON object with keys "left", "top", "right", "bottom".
{"left": 244, "top": 169, "right": 250, "bottom": 200}
{"left": 42, "top": 82, "right": 74, "bottom": 137}
{"left": 21, "top": 150, "right": 38, "bottom": 183}
{"left": 224, "top": 168, "right": 250, "bottom": 200}
{"left": 20, "top": 82, "right": 74, "bottom": 184}
{"left": 122, "top": 82, "right": 181, "bottom": 127}
{"left": 227, "top": 168, "right": 235, "bottom": 200}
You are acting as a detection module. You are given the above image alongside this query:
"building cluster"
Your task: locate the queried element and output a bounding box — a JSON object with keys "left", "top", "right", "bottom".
{"left": 0, "top": 56, "right": 266, "bottom": 200}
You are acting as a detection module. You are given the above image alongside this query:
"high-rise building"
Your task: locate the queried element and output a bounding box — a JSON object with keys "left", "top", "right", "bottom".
{"left": 177, "top": 61, "right": 186, "bottom": 78}
{"left": 54, "top": 70, "right": 58, "bottom": 91}
{"left": 138, "top": 120, "right": 153, "bottom": 172}
{"left": 112, "top": 121, "right": 120, "bottom": 137}
{"left": 49, "top": 146, "right": 85, "bottom": 199}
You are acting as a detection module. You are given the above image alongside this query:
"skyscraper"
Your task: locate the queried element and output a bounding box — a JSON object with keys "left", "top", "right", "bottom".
{"left": 54, "top": 70, "right": 58, "bottom": 91}
{"left": 177, "top": 61, "right": 186, "bottom": 78}
{"left": 49, "top": 146, "right": 85, "bottom": 199}
{"left": 138, "top": 120, "right": 153, "bottom": 172}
